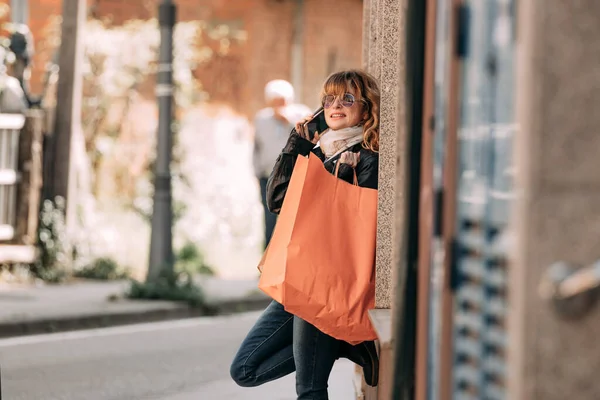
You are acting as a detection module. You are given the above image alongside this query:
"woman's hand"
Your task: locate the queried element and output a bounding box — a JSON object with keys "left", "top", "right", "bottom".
{"left": 295, "top": 115, "right": 322, "bottom": 144}
{"left": 339, "top": 151, "right": 360, "bottom": 168}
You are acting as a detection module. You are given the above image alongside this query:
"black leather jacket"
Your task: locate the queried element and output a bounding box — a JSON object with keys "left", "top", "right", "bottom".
{"left": 266, "top": 131, "right": 379, "bottom": 214}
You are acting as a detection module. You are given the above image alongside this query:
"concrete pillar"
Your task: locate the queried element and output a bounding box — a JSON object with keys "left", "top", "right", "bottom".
{"left": 510, "top": 1, "right": 600, "bottom": 399}
{"left": 371, "top": 0, "right": 407, "bottom": 311}
{"left": 359, "top": 0, "right": 408, "bottom": 399}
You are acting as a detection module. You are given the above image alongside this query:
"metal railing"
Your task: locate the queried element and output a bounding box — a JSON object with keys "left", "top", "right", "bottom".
{"left": 0, "top": 113, "right": 27, "bottom": 241}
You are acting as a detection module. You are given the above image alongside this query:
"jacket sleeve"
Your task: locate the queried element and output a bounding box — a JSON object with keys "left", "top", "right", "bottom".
{"left": 355, "top": 155, "right": 379, "bottom": 189}
{"left": 334, "top": 152, "right": 379, "bottom": 190}
{"left": 266, "top": 131, "right": 315, "bottom": 214}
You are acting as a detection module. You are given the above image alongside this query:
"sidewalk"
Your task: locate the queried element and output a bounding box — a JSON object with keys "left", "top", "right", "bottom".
{"left": 0, "top": 276, "right": 270, "bottom": 338}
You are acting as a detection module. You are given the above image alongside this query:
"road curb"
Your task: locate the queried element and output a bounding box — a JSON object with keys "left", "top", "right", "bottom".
{"left": 207, "top": 296, "right": 271, "bottom": 315}
{"left": 0, "top": 297, "right": 271, "bottom": 339}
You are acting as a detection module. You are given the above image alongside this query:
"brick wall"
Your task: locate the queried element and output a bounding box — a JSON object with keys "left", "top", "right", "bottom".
{"left": 21, "top": 0, "right": 363, "bottom": 118}
{"left": 243, "top": 0, "right": 295, "bottom": 116}
{"left": 302, "top": 0, "right": 364, "bottom": 109}
{"left": 27, "top": 0, "right": 63, "bottom": 95}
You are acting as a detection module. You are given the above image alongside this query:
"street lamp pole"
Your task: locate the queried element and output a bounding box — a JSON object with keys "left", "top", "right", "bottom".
{"left": 147, "top": 0, "right": 176, "bottom": 283}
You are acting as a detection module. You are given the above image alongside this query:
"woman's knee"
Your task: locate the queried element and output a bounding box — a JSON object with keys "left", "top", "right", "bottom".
{"left": 230, "top": 358, "right": 258, "bottom": 388}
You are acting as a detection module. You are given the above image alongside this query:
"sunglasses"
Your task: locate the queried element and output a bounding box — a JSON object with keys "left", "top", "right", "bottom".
{"left": 322, "top": 93, "right": 360, "bottom": 109}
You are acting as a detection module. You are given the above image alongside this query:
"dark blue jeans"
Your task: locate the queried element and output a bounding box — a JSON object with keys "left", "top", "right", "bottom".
{"left": 259, "top": 177, "right": 278, "bottom": 249}
{"left": 230, "top": 300, "right": 341, "bottom": 399}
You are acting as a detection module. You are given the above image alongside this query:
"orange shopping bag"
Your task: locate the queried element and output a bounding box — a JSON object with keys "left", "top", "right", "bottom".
{"left": 258, "top": 152, "right": 378, "bottom": 344}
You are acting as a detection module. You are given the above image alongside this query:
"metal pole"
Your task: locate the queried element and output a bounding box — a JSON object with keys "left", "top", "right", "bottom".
{"left": 147, "top": 0, "right": 176, "bottom": 283}
{"left": 11, "top": 0, "right": 29, "bottom": 24}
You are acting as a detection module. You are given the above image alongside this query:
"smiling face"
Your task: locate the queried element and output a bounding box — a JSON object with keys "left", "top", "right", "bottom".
{"left": 323, "top": 90, "right": 366, "bottom": 130}
{"left": 320, "top": 70, "right": 381, "bottom": 151}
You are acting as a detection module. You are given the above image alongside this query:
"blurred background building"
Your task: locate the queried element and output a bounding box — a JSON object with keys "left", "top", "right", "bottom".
{"left": 8, "top": 0, "right": 364, "bottom": 116}
{"left": 0, "top": 0, "right": 365, "bottom": 280}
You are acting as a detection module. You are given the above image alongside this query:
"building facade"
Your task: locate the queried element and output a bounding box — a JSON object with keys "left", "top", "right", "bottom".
{"left": 0, "top": 0, "right": 365, "bottom": 267}
{"left": 363, "top": 0, "right": 600, "bottom": 399}
{"left": 2, "top": 0, "right": 364, "bottom": 118}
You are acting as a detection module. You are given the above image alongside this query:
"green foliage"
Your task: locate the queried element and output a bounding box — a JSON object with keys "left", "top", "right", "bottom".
{"left": 74, "top": 257, "right": 131, "bottom": 280}
{"left": 175, "top": 241, "right": 215, "bottom": 276}
{"left": 30, "top": 197, "right": 71, "bottom": 283}
{"left": 127, "top": 270, "right": 205, "bottom": 307}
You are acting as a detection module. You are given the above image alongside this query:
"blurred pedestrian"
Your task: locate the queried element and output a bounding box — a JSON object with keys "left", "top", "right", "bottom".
{"left": 253, "top": 79, "right": 311, "bottom": 249}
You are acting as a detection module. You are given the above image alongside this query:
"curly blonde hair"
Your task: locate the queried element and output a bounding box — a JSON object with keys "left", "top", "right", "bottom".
{"left": 319, "top": 70, "right": 381, "bottom": 152}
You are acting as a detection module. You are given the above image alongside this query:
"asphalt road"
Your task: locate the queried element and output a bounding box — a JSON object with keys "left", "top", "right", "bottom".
{"left": 0, "top": 312, "right": 356, "bottom": 399}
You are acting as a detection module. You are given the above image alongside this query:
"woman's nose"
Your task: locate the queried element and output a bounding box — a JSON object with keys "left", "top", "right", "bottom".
{"left": 331, "top": 98, "right": 343, "bottom": 108}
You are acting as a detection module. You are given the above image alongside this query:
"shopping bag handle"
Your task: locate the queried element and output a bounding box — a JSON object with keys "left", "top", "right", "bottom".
{"left": 334, "top": 161, "right": 358, "bottom": 186}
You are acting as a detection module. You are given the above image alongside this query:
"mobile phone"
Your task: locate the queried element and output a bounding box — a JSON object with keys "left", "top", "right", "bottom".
{"left": 303, "top": 108, "right": 329, "bottom": 140}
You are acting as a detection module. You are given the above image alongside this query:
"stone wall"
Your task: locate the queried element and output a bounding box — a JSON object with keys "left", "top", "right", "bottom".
{"left": 359, "top": 0, "right": 408, "bottom": 398}
{"left": 364, "top": 0, "right": 408, "bottom": 310}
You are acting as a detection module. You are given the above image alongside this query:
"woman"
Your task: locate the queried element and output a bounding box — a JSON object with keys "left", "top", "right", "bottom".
{"left": 230, "top": 70, "right": 380, "bottom": 399}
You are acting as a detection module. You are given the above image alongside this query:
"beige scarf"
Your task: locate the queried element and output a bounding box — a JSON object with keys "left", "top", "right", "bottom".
{"left": 318, "top": 126, "right": 364, "bottom": 159}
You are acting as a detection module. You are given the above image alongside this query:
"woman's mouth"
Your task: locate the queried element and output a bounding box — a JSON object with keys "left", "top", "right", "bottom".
{"left": 329, "top": 113, "right": 346, "bottom": 119}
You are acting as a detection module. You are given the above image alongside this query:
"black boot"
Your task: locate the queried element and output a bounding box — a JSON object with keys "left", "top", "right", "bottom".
{"left": 339, "top": 340, "right": 379, "bottom": 387}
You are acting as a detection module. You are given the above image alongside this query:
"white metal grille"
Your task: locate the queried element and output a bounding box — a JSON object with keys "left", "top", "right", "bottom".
{"left": 0, "top": 113, "right": 27, "bottom": 241}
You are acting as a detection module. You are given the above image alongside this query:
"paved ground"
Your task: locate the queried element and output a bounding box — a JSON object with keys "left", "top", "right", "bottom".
{"left": 0, "top": 277, "right": 270, "bottom": 336}
{"left": 0, "top": 311, "right": 356, "bottom": 399}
